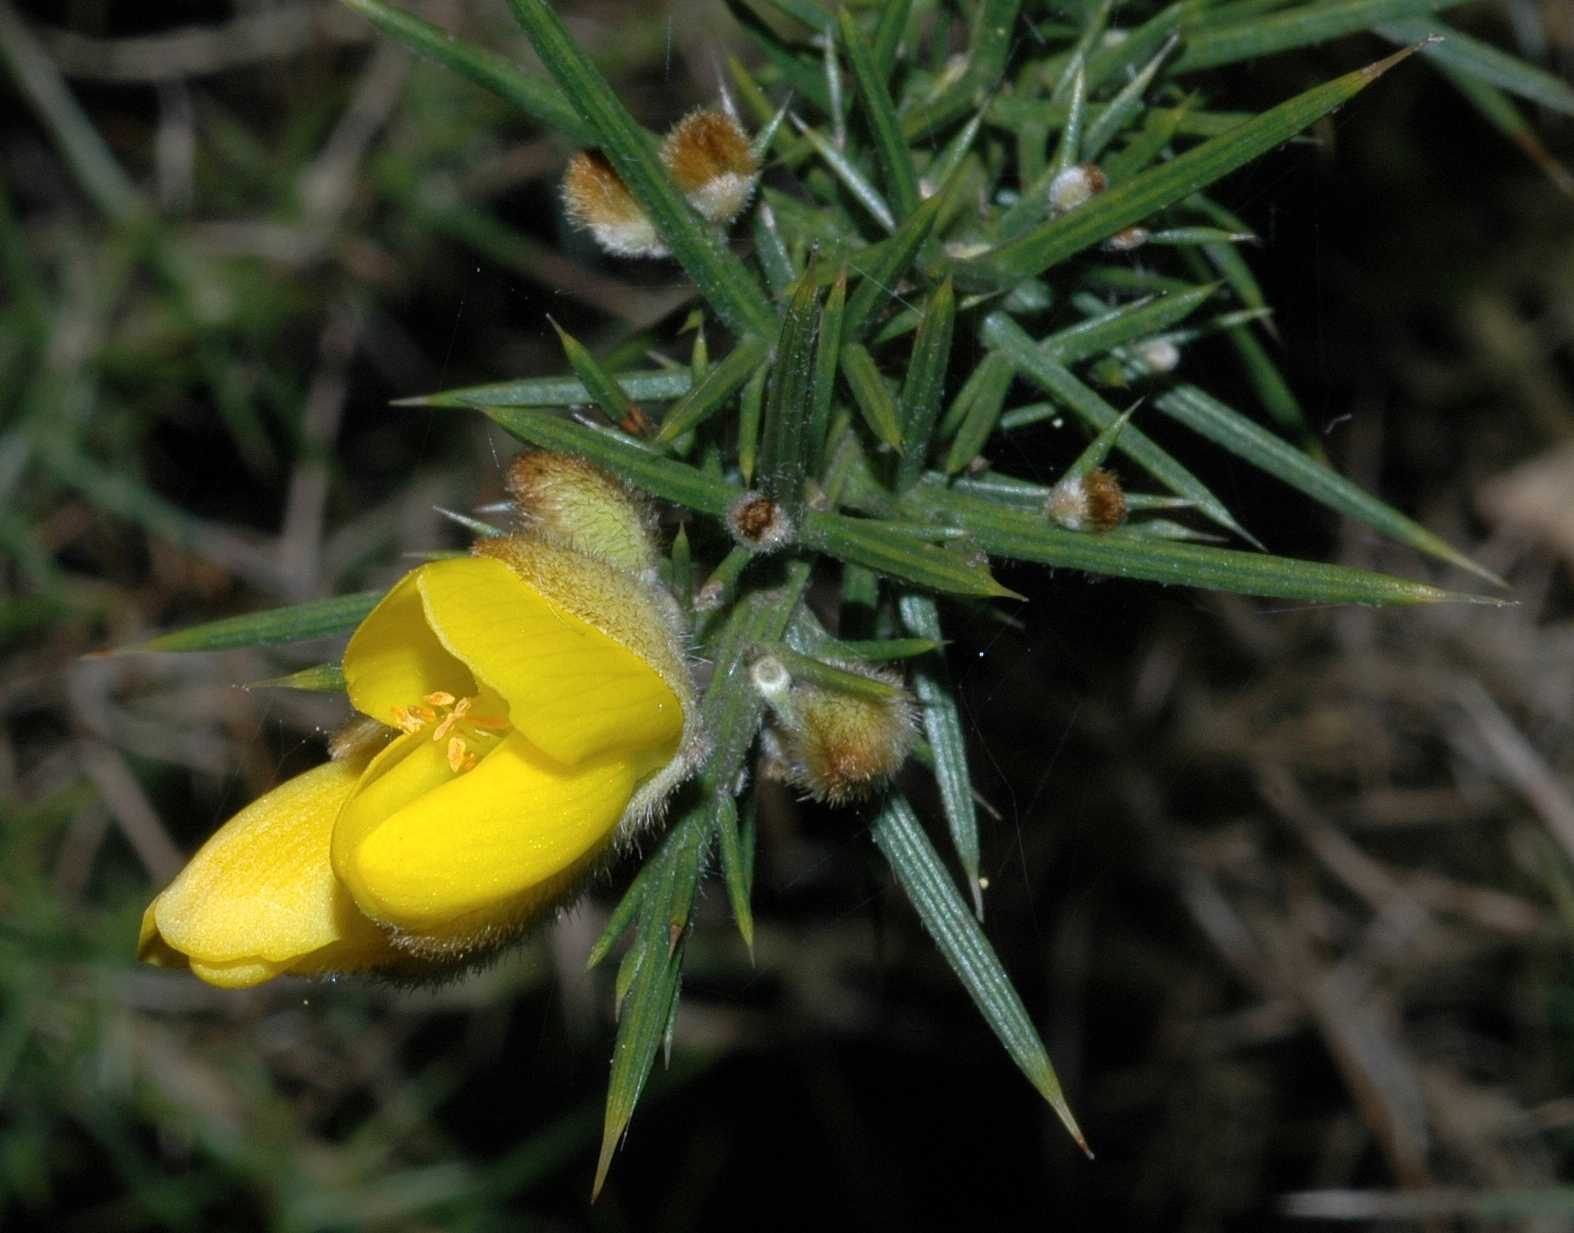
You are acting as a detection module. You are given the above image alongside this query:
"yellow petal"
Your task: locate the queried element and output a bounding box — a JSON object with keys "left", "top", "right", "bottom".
{"left": 475, "top": 537, "right": 693, "bottom": 713}
{"left": 343, "top": 567, "right": 477, "bottom": 727}
{"left": 146, "top": 761, "right": 401, "bottom": 987}
{"left": 137, "top": 903, "right": 189, "bottom": 970}
{"left": 414, "top": 556, "right": 683, "bottom": 767}
{"left": 142, "top": 898, "right": 312, "bottom": 988}
{"left": 189, "top": 957, "right": 292, "bottom": 989}
{"left": 332, "top": 728, "right": 655, "bottom": 946}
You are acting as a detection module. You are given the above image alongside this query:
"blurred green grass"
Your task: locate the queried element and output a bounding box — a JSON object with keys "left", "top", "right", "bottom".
{"left": 2, "top": 1, "right": 1573, "bottom": 1229}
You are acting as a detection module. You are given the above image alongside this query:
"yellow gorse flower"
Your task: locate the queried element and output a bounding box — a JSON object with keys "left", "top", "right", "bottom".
{"left": 139, "top": 456, "right": 699, "bottom": 988}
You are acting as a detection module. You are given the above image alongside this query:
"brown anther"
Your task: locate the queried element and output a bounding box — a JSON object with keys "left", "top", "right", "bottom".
{"left": 432, "top": 713, "right": 458, "bottom": 742}
{"left": 447, "top": 736, "right": 469, "bottom": 773}
{"left": 414, "top": 705, "right": 438, "bottom": 724}
{"left": 425, "top": 691, "right": 456, "bottom": 707}
{"left": 392, "top": 706, "right": 426, "bottom": 734}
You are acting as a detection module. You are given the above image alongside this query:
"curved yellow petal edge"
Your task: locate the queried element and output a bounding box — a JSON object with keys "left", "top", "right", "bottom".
{"left": 470, "top": 537, "right": 692, "bottom": 726}
{"left": 420, "top": 554, "right": 682, "bottom": 767}
{"left": 138, "top": 456, "right": 704, "bottom": 989}
{"left": 341, "top": 567, "right": 477, "bottom": 726}
{"left": 331, "top": 731, "right": 653, "bottom": 953}
{"left": 470, "top": 536, "right": 700, "bottom": 820}
{"left": 331, "top": 543, "right": 696, "bottom": 959}
{"left": 139, "top": 761, "right": 406, "bottom": 988}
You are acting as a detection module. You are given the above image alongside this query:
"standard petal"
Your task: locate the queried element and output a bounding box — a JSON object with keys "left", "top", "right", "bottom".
{"left": 332, "top": 729, "right": 655, "bottom": 944}
{"left": 415, "top": 556, "right": 683, "bottom": 766}
{"left": 147, "top": 761, "right": 401, "bottom": 986}
{"left": 343, "top": 567, "right": 477, "bottom": 727}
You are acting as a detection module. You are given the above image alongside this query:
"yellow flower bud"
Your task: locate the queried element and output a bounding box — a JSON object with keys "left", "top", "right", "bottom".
{"left": 139, "top": 507, "right": 699, "bottom": 985}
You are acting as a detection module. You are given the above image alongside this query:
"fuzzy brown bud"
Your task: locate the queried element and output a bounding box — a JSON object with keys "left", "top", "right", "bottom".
{"left": 1045, "top": 467, "right": 1127, "bottom": 533}
{"left": 660, "top": 109, "right": 759, "bottom": 226}
{"left": 726, "top": 491, "right": 794, "bottom": 553}
{"left": 561, "top": 151, "right": 666, "bottom": 258}
{"left": 778, "top": 667, "right": 918, "bottom": 806}
{"left": 1047, "top": 162, "right": 1107, "bottom": 214}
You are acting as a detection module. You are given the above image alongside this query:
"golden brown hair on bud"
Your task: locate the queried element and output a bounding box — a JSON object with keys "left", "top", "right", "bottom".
{"left": 561, "top": 151, "right": 667, "bottom": 259}
{"left": 660, "top": 109, "right": 759, "bottom": 225}
{"left": 505, "top": 451, "right": 658, "bottom": 575}
{"left": 1045, "top": 467, "right": 1127, "bottom": 533}
{"left": 726, "top": 490, "right": 794, "bottom": 553}
{"left": 779, "top": 666, "right": 918, "bottom": 806}
{"left": 1047, "top": 162, "right": 1107, "bottom": 214}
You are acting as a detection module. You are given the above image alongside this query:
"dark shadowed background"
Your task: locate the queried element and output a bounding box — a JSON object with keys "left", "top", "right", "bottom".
{"left": 3, "top": 2, "right": 1572, "bottom": 1230}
